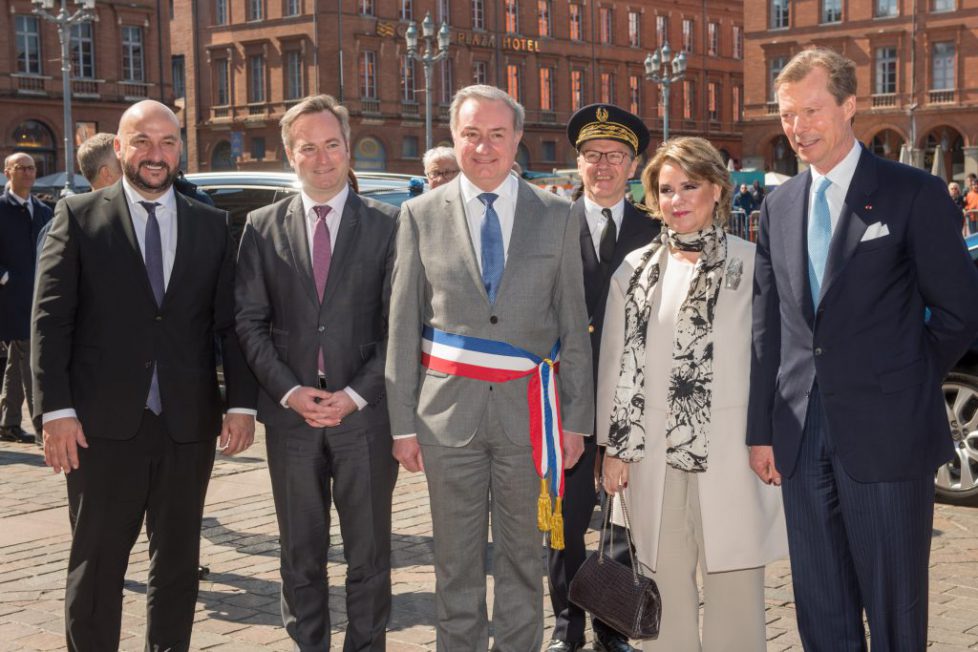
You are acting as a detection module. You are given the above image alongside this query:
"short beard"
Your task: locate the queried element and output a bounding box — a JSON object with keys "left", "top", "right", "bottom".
{"left": 124, "top": 159, "right": 178, "bottom": 194}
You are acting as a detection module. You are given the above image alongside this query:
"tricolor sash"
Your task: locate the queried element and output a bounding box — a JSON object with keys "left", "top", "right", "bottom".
{"left": 421, "top": 325, "right": 567, "bottom": 549}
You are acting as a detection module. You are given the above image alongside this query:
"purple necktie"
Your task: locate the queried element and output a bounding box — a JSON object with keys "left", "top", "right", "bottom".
{"left": 312, "top": 205, "right": 332, "bottom": 376}
{"left": 138, "top": 201, "right": 164, "bottom": 414}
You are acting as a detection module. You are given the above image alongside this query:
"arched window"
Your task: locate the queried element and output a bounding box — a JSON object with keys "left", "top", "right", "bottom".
{"left": 211, "top": 140, "right": 235, "bottom": 170}
{"left": 11, "top": 119, "right": 56, "bottom": 176}
{"left": 354, "top": 136, "right": 387, "bottom": 171}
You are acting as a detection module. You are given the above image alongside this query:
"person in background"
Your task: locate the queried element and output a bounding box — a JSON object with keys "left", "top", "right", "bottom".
{"left": 949, "top": 182, "right": 966, "bottom": 211}
{"left": 750, "top": 179, "right": 765, "bottom": 206}
{"left": 965, "top": 174, "right": 978, "bottom": 213}
{"left": 599, "top": 137, "right": 786, "bottom": 651}
{"left": 733, "top": 183, "right": 755, "bottom": 214}
{"left": 423, "top": 146, "right": 459, "bottom": 189}
{"left": 77, "top": 133, "right": 123, "bottom": 190}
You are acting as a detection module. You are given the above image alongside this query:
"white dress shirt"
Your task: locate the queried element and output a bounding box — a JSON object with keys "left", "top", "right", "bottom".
{"left": 44, "top": 179, "right": 255, "bottom": 423}
{"left": 279, "top": 185, "right": 367, "bottom": 412}
{"left": 459, "top": 172, "right": 519, "bottom": 268}
{"left": 583, "top": 196, "right": 624, "bottom": 257}
{"left": 808, "top": 139, "right": 862, "bottom": 234}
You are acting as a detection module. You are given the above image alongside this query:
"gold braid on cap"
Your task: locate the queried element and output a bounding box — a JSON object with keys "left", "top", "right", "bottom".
{"left": 576, "top": 121, "right": 639, "bottom": 153}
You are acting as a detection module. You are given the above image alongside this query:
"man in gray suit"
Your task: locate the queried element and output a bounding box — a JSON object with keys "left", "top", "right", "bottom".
{"left": 386, "top": 85, "right": 594, "bottom": 651}
{"left": 235, "top": 94, "right": 399, "bottom": 651}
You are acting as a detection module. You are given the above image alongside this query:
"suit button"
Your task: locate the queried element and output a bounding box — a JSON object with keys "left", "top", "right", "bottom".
{"left": 814, "top": 347, "right": 823, "bottom": 356}
{"left": 588, "top": 324, "right": 595, "bottom": 334}
{"left": 317, "top": 326, "right": 325, "bottom": 333}
{"left": 489, "top": 316, "right": 498, "bottom": 324}
{"left": 145, "top": 361, "right": 152, "bottom": 369}
{"left": 489, "top": 385, "right": 493, "bottom": 391}
{"left": 154, "top": 315, "right": 162, "bottom": 321}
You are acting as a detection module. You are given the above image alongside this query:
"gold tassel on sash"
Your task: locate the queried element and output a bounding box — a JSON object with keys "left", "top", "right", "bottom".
{"left": 537, "top": 478, "right": 552, "bottom": 532}
{"left": 549, "top": 496, "right": 564, "bottom": 550}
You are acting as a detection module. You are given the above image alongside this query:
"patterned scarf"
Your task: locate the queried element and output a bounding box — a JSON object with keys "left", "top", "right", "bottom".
{"left": 606, "top": 224, "right": 727, "bottom": 471}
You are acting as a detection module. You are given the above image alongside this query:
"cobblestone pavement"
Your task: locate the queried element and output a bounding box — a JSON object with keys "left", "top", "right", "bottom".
{"left": 2, "top": 424, "right": 977, "bottom": 651}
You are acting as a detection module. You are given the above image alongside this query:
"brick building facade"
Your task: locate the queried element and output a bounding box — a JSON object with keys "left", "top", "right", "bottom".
{"left": 0, "top": 1, "right": 172, "bottom": 178}
{"left": 742, "top": 0, "right": 978, "bottom": 180}
{"left": 172, "top": 0, "right": 745, "bottom": 175}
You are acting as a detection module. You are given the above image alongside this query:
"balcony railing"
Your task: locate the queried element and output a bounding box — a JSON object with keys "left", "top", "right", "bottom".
{"left": 928, "top": 89, "right": 955, "bottom": 104}
{"left": 72, "top": 79, "right": 100, "bottom": 97}
{"left": 12, "top": 74, "right": 48, "bottom": 94}
{"left": 401, "top": 101, "right": 420, "bottom": 117}
{"left": 361, "top": 98, "right": 380, "bottom": 114}
{"left": 246, "top": 103, "right": 267, "bottom": 117}
{"left": 871, "top": 93, "right": 897, "bottom": 108}
{"left": 766, "top": 101, "right": 779, "bottom": 115}
{"left": 212, "top": 106, "right": 231, "bottom": 120}
{"left": 121, "top": 81, "right": 151, "bottom": 100}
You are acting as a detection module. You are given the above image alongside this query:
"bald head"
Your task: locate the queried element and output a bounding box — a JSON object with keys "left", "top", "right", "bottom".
{"left": 115, "top": 100, "right": 182, "bottom": 199}
{"left": 4, "top": 152, "right": 36, "bottom": 197}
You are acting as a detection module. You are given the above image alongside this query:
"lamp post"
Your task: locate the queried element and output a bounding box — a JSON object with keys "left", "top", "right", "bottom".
{"left": 405, "top": 12, "right": 450, "bottom": 152}
{"left": 32, "top": 0, "right": 96, "bottom": 196}
{"left": 644, "top": 41, "right": 687, "bottom": 143}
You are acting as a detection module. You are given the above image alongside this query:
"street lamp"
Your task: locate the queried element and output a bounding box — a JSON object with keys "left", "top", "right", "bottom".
{"left": 32, "top": 0, "right": 96, "bottom": 196}
{"left": 405, "top": 12, "right": 451, "bottom": 152}
{"left": 644, "top": 41, "right": 687, "bottom": 143}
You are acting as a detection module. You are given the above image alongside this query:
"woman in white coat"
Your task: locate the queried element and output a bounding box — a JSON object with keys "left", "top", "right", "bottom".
{"left": 597, "top": 137, "right": 787, "bottom": 651}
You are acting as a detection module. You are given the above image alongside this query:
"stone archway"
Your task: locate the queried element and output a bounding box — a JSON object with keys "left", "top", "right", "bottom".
{"left": 869, "top": 128, "right": 904, "bottom": 162}
{"left": 770, "top": 135, "right": 797, "bottom": 176}
{"left": 11, "top": 119, "right": 56, "bottom": 177}
{"left": 922, "top": 126, "right": 964, "bottom": 181}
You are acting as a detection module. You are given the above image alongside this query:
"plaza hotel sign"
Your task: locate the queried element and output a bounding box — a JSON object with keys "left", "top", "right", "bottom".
{"left": 376, "top": 22, "right": 542, "bottom": 53}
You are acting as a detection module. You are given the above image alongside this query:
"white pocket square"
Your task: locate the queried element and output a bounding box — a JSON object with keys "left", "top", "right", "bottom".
{"left": 860, "top": 222, "right": 889, "bottom": 242}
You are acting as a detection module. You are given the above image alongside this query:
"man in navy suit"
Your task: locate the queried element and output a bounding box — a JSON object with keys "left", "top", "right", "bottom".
{"left": 747, "top": 47, "right": 978, "bottom": 650}
{"left": 0, "top": 153, "right": 52, "bottom": 444}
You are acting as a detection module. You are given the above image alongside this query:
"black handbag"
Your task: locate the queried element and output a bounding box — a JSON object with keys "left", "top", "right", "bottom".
{"left": 567, "top": 492, "right": 662, "bottom": 640}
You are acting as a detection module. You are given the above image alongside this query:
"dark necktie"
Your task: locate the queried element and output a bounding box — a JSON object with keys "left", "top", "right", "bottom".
{"left": 599, "top": 207, "right": 617, "bottom": 266}
{"left": 138, "top": 201, "right": 164, "bottom": 414}
{"left": 312, "top": 204, "right": 332, "bottom": 375}
{"left": 479, "top": 193, "right": 504, "bottom": 303}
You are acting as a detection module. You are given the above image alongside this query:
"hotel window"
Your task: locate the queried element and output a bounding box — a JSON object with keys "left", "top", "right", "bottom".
{"left": 875, "top": 0, "right": 897, "bottom": 17}
{"left": 214, "top": 0, "right": 227, "bottom": 25}
{"left": 359, "top": 0, "right": 374, "bottom": 16}
{"left": 172, "top": 55, "right": 185, "bottom": 99}
{"left": 70, "top": 22, "right": 95, "bottom": 79}
{"left": 401, "top": 0, "right": 413, "bottom": 21}
{"left": 769, "top": 56, "right": 787, "bottom": 100}
{"left": 600, "top": 72, "right": 615, "bottom": 104}
{"left": 247, "top": 54, "right": 265, "bottom": 103}
{"left": 438, "top": 0, "right": 450, "bottom": 21}
{"left": 571, "top": 69, "right": 585, "bottom": 110}
{"left": 539, "top": 67, "right": 555, "bottom": 111}
{"left": 360, "top": 51, "right": 377, "bottom": 99}
{"left": 121, "top": 26, "right": 144, "bottom": 82}
{"left": 932, "top": 0, "right": 953, "bottom": 10}
{"left": 599, "top": 7, "right": 613, "bottom": 44}
{"left": 505, "top": 0, "right": 519, "bottom": 33}
{"left": 541, "top": 141, "right": 556, "bottom": 161}
{"left": 252, "top": 137, "right": 266, "bottom": 161}
{"left": 708, "top": 22, "right": 718, "bottom": 56}
{"left": 285, "top": 50, "right": 303, "bottom": 100}
{"left": 656, "top": 15, "right": 668, "bottom": 47}
{"left": 440, "top": 61, "right": 454, "bottom": 104}
{"left": 628, "top": 11, "right": 641, "bottom": 48}
{"left": 708, "top": 82, "right": 719, "bottom": 121}
{"left": 732, "top": 25, "right": 742, "bottom": 59}
{"left": 682, "top": 18, "right": 694, "bottom": 53}
{"left": 569, "top": 4, "right": 583, "bottom": 41}
{"left": 629, "top": 75, "right": 641, "bottom": 115}
{"left": 247, "top": 0, "right": 263, "bottom": 21}
{"left": 473, "top": 60, "right": 488, "bottom": 84}
{"left": 401, "top": 56, "right": 416, "bottom": 102}
{"left": 214, "top": 59, "right": 229, "bottom": 105}
{"left": 931, "top": 42, "right": 955, "bottom": 90}
{"left": 770, "top": 0, "right": 789, "bottom": 28}
{"left": 874, "top": 47, "right": 897, "bottom": 94}
{"left": 538, "top": 0, "right": 552, "bottom": 37}
{"left": 822, "top": 0, "right": 842, "bottom": 23}
{"left": 402, "top": 136, "right": 419, "bottom": 158}
{"left": 507, "top": 64, "right": 522, "bottom": 102}
{"left": 284, "top": 0, "right": 300, "bottom": 16}
{"left": 732, "top": 85, "right": 743, "bottom": 121}
{"left": 472, "top": 0, "right": 485, "bottom": 30}
{"left": 683, "top": 80, "right": 696, "bottom": 120}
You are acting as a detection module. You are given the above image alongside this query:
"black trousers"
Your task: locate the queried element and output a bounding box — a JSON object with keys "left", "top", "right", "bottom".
{"left": 265, "top": 423, "right": 398, "bottom": 652}
{"left": 64, "top": 411, "right": 215, "bottom": 652}
{"left": 547, "top": 437, "right": 633, "bottom": 644}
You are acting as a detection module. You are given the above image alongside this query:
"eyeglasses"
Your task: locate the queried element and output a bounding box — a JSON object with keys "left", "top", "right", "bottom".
{"left": 9, "top": 164, "right": 35, "bottom": 172}
{"left": 426, "top": 168, "right": 459, "bottom": 181}
{"left": 580, "top": 150, "right": 631, "bottom": 166}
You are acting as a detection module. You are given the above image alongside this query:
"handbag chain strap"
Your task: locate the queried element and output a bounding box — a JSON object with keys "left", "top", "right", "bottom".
{"left": 599, "top": 491, "right": 643, "bottom": 586}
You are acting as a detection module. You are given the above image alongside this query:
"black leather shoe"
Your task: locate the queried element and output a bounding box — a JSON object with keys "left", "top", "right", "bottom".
{"left": 0, "top": 425, "right": 34, "bottom": 444}
{"left": 593, "top": 627, "right": 635, "bottom": 652}
{"left": 546, "top": 640, "right": 583, "bottom": 652}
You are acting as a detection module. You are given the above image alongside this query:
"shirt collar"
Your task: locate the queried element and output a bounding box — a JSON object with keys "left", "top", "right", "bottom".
{"left": 459, "top": 172, "right": 518, "bottom": 206}
{"left": 121, "top": 177, "right": 177, "bottom": 214}
{"left": 301, "top": 183, "right": 349, "bottom": 222}
{"left": 8, "top": 190, "right": 30, "bottom": 207}
{"left": 810, "top": 140, "right": 862, "bottom": 194}
{"left": 583, "top": 196, "right": 624, "bottom": 222}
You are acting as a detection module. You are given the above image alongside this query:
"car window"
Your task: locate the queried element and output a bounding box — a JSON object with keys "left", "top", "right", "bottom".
{"left": 203, "top": 186, "right": 279, "bottom": 248}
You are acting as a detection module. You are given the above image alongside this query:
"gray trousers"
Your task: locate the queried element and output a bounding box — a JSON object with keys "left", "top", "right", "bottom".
{"left": 0, "top": 339, "right": 32, "bottom": 428}
{"left": 421, "top": 400, "right": 544, "bottom": 652}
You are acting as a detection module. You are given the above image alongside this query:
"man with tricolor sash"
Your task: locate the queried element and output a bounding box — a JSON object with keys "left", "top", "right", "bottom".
{"left": 386, "top": 85, "right": 594, "bottom": 651}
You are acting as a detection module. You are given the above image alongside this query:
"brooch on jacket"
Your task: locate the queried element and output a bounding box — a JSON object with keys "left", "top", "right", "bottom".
{"left": 724, "top": 258, "right": 743, "bottom": 290}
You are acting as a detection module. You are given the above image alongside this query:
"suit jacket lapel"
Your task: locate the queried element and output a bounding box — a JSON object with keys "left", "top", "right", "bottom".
{"left": 105, "top": 182, "right": 159, "bottom": 307}
{"left": 283, "top": 194, "right": 319, "bottom": 306}
{"left": 498, "top": 181, "right": 545, "bottom": 303}
{"left": 444, "top": 178, "right": 489, "bottom": 303}
{"left": 164, "top": 192, "right": 194, "bottom": 306}
{"left": 615, "top": 203, "right": 659, "bottom": 269}
{"left": 575, "top": 200, "right": 602, "bottom": 315}
{"left": 321, "top": 192, "right": 361, "bottom": 308}
{"left": 779, "top": 171, "right": 816, "bottom": 325}
{"left": 820, "top": 148, "right": 876, "bottom": 304}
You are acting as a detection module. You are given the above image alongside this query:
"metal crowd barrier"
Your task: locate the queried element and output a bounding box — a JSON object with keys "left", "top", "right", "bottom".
{"left": 727, "top": 209, "right": 761, "bottom": 243}
{"left": 965, "top": 209, "right": 978, "bottom": 236}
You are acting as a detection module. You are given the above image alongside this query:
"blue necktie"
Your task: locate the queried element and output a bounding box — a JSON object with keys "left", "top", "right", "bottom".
{"left": 807, "top": 177, "right": 832, "bottom": 307}
{"left": 139, "top": 201, "right": 164, "bottom": 415}
{"left": 479, "top": 192, "right": 504, "bottom": 303}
